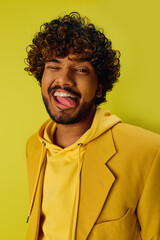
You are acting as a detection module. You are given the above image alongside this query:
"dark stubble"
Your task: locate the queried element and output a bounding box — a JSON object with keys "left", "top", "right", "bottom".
{"left": 42, "top": 94, "right": 96, "bottom": 125}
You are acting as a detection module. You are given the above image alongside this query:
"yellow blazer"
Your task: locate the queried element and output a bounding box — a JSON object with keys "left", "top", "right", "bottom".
{"left": 26, "top": 122, "right": 160, "bottom": 240}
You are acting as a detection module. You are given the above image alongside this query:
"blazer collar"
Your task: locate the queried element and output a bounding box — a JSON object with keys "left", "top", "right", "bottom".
{"left": 76, "top": 129, "right": 116, "bottom": 240}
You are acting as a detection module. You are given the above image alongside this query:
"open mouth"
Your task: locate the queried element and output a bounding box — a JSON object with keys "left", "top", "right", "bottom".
{"left": 52, "top": 90, "right": 79, "bottom": 109}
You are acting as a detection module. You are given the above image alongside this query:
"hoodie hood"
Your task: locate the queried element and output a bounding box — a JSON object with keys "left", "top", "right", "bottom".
{"left": 37, "top": 108, "right": 121, "bottom": 152}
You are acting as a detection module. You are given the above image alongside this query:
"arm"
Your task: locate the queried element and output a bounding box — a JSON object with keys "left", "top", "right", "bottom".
{"left": 137, "top": 147, "right": 160, "bottom": 240}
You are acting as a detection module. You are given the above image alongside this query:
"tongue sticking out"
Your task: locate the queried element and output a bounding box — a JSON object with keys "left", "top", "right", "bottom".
{"left": 56, "top": 96, "right": 77, "bottom": 108}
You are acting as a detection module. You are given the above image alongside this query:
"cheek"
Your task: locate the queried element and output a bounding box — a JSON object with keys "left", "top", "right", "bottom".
{"left": 80, "top": 80, "right": 98, "bottom": 101}
{"left": 41, "top": 73, "right": 46, "bottom": 90}
{"left": 41, "top": 79, "right": 46, "bottom": 94}
{"left": 41, "top": 80, "right": 50, "bottom": 97}
{"left": 41, "top": 70, "right": 53, "bottom": 86}
{"left": 41, "top": 73, "right": 53, "bottom": 95}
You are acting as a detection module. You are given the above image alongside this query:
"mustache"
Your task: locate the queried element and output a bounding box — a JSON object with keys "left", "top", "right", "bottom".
{"left": 48, "top": 85, "right": 81, "bottom": 98}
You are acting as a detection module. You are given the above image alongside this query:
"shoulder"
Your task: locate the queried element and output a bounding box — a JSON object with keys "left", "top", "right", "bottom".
{"left": 112, "top": 122, "right": 160, "bottom": 144}
{"left": 26, "top": 132, "right": 43, "bottom": 164}
{"left": 26, "top": 133, "right": 41, "bottom": 153}
{"left": 26, "top": 119, "right": 51, "bottom": 155}
{"left": 108, "top": 123, "right": 160, "bottom": 190}
{"left": 111, "top": 122, "right": 160, "bottom": 153}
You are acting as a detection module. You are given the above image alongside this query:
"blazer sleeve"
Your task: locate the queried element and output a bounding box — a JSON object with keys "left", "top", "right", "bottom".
{"left": 137, "top": 146, "right": 160, "bottom": 240}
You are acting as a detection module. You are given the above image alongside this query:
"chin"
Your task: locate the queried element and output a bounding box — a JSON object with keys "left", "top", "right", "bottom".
{"left": 42, "top": 95, "right": 96, "bottom": 125}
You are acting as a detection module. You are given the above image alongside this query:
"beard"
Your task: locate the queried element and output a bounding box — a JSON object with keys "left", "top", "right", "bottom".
{"left": 42, "top": 94, "right": 96, "bottom": 125}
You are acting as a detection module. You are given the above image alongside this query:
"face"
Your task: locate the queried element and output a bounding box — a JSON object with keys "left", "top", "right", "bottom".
{"left": 41, "top": 54, "right": 102, "bottom": 125}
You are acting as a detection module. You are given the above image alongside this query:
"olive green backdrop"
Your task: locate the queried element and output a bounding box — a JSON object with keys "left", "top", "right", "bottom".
{"left": 0, "top": 0, "right": 160, "bottom": 239}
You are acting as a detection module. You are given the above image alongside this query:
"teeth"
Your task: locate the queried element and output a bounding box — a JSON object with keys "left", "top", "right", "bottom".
{"left": 54, "top": 91, "right": 76, "bottom": 98}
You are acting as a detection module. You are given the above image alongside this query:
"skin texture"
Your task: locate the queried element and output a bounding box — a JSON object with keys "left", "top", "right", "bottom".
{"left": 41, "top": 54, "right": 102, "bottom": 148}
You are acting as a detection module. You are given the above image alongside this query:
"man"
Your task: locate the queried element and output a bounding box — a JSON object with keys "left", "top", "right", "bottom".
{"left": 25, "top": 12, "right": 160, "bottom": 240}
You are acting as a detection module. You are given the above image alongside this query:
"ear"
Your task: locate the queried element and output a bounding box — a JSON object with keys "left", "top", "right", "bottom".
{"left": 96, "top": 84, "right": 102, "bottom": 98}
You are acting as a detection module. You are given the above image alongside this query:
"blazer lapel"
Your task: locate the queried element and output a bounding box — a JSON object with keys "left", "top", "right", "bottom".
{"left": 76, "top": 129, "right": 116, "bottom": 240}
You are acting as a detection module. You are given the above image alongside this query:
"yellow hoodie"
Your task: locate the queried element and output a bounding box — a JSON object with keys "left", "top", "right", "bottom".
{"left": 36, "top": 109, "right": 121, "bottom": 240}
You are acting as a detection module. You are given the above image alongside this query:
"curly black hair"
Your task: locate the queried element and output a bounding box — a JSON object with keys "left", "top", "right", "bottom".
{"left": 24, "top": 12, "right": 120, "bottom": 106}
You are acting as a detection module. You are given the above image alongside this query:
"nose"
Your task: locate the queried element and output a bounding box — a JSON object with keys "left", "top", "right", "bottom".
{"left": 56, "top": 68, "right": 75, "bottom": 87}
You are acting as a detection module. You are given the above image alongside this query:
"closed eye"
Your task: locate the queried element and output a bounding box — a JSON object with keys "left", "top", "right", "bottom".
{"left": 46, "top": 66, "right": 60, "bottom": 70}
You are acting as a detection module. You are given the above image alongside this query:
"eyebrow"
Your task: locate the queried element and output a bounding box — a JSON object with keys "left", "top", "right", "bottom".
{"left": 68, "top": 57, "right": 91, "bottom": 62}
{"left": 49, "top": 59, "right": 61, "bottom": 63}
{"left": 49, "top": 57, "right": 91, "bottom": 64}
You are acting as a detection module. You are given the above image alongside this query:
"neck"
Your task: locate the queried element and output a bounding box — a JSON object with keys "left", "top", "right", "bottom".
{"left": 53, "top": 107, "right": 96, "bottom": 148}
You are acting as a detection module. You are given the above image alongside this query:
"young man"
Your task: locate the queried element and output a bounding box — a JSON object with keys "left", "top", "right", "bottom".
{"left": 25, "top": 12, "right": 160, "bottom": 240}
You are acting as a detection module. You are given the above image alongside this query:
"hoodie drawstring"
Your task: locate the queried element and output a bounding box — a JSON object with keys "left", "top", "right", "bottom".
{"left": 69, "top": 143, "right": 83, "bottom": 240}
{"left": 26, "top": 141, "right": 47, "bottom": 223}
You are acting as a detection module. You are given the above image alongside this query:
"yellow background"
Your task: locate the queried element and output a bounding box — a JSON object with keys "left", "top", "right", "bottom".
{"left": 0, "top": 0, "right": 160, "bottom": 239}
